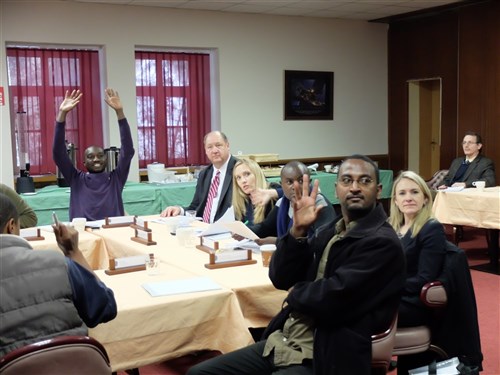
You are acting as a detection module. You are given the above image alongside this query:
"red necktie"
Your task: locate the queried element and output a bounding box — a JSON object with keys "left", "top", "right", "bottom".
{"left": 203, "top": 170, "right": 220, "bottom": 223}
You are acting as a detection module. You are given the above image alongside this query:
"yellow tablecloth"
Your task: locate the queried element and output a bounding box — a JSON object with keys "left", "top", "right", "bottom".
{"left": 432, "top": 187, "right": 500, "bottom": 229}
{"left": 89, "top": 264, "right": 253, "bottom": 371}
{"left": 28, "top": 228, "right": 109, "bottom": 270}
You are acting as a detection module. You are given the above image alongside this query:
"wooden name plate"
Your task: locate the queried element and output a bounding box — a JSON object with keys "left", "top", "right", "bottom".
{"left": 196, "top": 233, "right": 238, "bottom": 253}
{"left": 102, "top": 215, "right": 135, "bottom": 228}
{"left": 200, "top": 248, "right": 256, "bottom": 269}
{"left": 20, "top": 228, "right": 45, "bottom": 241}
{"left": 131, "top": 227, "right": 157, "bottom": 246}
{"left": 105, "top": 255, "right": 147, "bottom": 275}
{"left": 130, "top": 216, "right": 152, "bottom": 232}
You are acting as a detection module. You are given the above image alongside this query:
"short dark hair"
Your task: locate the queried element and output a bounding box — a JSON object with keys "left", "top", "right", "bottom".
{"left": 464, "top": 131, "right": 482, "bottom": 145}
{"left": 340, "top": 154, "right": 380, "bottom": 184}
{"left": 0, "top": 193, "right": 19, "bottom": 232}
{"left": 281, "top": 160, "right": 310, "bottom": 178}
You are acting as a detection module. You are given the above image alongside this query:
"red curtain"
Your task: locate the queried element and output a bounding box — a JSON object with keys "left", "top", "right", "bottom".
{"left": 6, "top": 47, "right": 103, "bottom": 175}
{"left": 135, "top": 51, "right": 211, "bottom": 168}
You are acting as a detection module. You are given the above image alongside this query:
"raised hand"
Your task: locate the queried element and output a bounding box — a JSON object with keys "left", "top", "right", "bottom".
{"left": 290, "top": 174, "right": 323, "bottom": 238}
{"left": 104, "top": 88, "right": 125, "bottom": 120}
{"left": 104, "top": 88, "right": 122, "bottom": 109}
{"left": 251, "top": 188, "right": 278, "bottom": 207}
{"left": 52, "top": 222, "right": 79, "bottom": 257}
{"left": 57, "top": 90, "right": 82, "bottom": 122}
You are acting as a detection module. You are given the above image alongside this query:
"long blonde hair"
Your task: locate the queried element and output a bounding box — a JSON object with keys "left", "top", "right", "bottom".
{"left": 232, "top": 158, "right": 269, "bottom": 224}
{"left": 389, "top": 170, "right": 434, "bottom": 237}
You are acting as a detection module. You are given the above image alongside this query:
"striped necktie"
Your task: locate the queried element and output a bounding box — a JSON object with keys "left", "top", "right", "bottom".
{"left": 203, "top": 170, "right": 220, "bottom": 223}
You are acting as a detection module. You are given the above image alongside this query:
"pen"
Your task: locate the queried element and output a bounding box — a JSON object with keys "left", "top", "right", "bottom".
{"left": 244, "top": 220, "right": 249, "bottom": 225}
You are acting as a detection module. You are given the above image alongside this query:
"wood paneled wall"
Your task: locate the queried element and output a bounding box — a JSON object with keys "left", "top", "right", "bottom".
{"left": 387, "top": 0, "right": 499, "bottom": 182}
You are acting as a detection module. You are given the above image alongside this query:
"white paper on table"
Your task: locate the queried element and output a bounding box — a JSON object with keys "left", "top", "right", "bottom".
{"left": 201, "top": 206, "right": 236, "bottom": 236}
{"left": 223, "top": 221, "right": 259, "bottom": 240}
{"left": 444, "top": 186, "right": 464, "bottom": 192}
{"left": 235, "top": 238, "right": 261, "bottom": 251}
{"left": 142, "top": 277, "right": 222, "bottom": 297}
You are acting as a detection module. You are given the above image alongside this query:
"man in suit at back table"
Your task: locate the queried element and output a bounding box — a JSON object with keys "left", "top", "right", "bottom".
{"left": 161, "top": 131, "right": 237, "bottom": 223}
{"left": 438, "top": 131, "right": 496, "bottom": 189}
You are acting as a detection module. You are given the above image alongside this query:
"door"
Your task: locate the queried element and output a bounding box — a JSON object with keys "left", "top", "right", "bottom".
{"left": 407, "top": 78, "right": 442, "bottom": 180}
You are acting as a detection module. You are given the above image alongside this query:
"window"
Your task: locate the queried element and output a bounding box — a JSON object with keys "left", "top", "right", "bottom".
{"left": 6, "top": 47, "right": 103, "bottom": 175}
{"left": 135, "top": 51, "right": 211, "bottom": 168}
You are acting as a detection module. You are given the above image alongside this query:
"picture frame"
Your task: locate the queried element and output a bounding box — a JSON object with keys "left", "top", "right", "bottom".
{"left": 284, "top": 70, "right": 334, "bottom": 120}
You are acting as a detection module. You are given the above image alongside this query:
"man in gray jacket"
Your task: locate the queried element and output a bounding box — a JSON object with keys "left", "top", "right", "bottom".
{"left": 0, "top": 193, "right": 117, "bottom": 356}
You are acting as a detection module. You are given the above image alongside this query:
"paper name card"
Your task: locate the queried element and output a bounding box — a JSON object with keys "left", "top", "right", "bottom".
{"left": 106, "top": 215, "right": 135, "bottom": 225}
{"left": 20, "top": 228, "right": 40, "bottom": 238}
{"left": 142, "top": 277, "right": 222, "bottom": 297}
{"left": 213, "top": 250, "right": 250, "bottom": 264}
{"left": 201, "top": 232, "right": 236, "bottom": 250}
{"left": 86, "top": 219, "right": 105, "bottom": 229}
{"left": 114, "top": 255, "right": 147, "bottom": 269}
{"left": 136, "top": 228, "right": 150, "bottom": 241}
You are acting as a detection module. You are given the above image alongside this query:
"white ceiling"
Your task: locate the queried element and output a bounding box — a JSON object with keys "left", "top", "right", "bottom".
{"left": 66, "top": 0, "right": 464, "bottom": 21}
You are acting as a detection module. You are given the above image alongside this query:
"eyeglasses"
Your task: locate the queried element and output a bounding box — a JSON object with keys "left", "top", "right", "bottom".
{"left": 462, "top": 141, "right": 478, "bottom": 145}
{"left": 338, "top": 176, "right": 374, "bottom": 187}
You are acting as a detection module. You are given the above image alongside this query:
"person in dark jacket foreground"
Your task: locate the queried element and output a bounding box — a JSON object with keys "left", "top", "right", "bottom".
{"left": 187, "top": 155, "right": 406, "bottom": 375}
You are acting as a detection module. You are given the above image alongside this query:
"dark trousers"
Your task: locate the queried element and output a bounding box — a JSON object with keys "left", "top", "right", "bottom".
{"left": 398, "top": 300, "right": 431, "bottom": 327}
{"left": 186, "top": 341, "right": 313, "bottom": 375}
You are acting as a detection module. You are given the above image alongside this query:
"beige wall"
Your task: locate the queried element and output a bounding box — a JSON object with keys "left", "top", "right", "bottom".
{"left": 0, "top": 0, "right": 388, "bottom": 186}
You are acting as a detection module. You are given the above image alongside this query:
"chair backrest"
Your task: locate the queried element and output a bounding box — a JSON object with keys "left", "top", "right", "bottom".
{"left": 372, "top": 313, "right": 399, "bottom": 373}
{"left": 0, "top": 335, "right": 111, "bottom": 375}
{"left": 425, "top": 169, "right": 448, "bottom": 190}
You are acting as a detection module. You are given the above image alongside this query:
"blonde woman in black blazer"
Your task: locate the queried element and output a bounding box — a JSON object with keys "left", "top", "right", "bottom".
{"left": 389, "top": 170, "right": 447, "bottom": 327}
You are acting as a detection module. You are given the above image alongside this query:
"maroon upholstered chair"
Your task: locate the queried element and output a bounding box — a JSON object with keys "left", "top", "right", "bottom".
{"left": 371, "top": 313, "right": 399, "bottom": 374}
{"left": 393, "top": 281, "right": 448, "bottom": 359}
{"left": 0, "top": 335, "right": 111, "bottom": 375}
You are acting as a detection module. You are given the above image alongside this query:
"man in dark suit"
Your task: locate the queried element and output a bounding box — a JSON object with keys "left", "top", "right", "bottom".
{"left": 438, "top": 131, "right": 496, "bottom": 189}
{"left": 161, "top": 131, "right": 237, "bottom": 223}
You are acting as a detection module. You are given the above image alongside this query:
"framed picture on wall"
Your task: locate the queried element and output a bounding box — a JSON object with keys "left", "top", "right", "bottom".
{"left": 284, "top": 70, "right": 334, "bottom": 120}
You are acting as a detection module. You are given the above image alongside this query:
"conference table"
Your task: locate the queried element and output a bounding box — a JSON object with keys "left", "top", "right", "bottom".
{"left": 432, "top": 187, "right": 500, "bottom": 274}
{"left": 22, "top": 170, "right": 394, "bottom": 225}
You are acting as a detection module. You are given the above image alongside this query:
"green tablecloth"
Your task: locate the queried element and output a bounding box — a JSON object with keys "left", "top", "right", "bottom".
{"left": 22, "top": 170, "right": 393, "bottom": 225}
{"left": 21, "top": 182, "right": 196, "bottom": 226}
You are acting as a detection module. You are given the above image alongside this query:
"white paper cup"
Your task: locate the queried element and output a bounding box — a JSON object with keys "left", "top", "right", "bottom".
{"left": 260, "top": 244, "right": 276, "bottom": 267}
{"left": 176, "top": 227, "right": 194, "bottom": 247}
{"left": 71, "top": 217, "right": 87, "bottom": 232}
{"left": 472, "top": 181, "right": 485, "bottom": 191}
